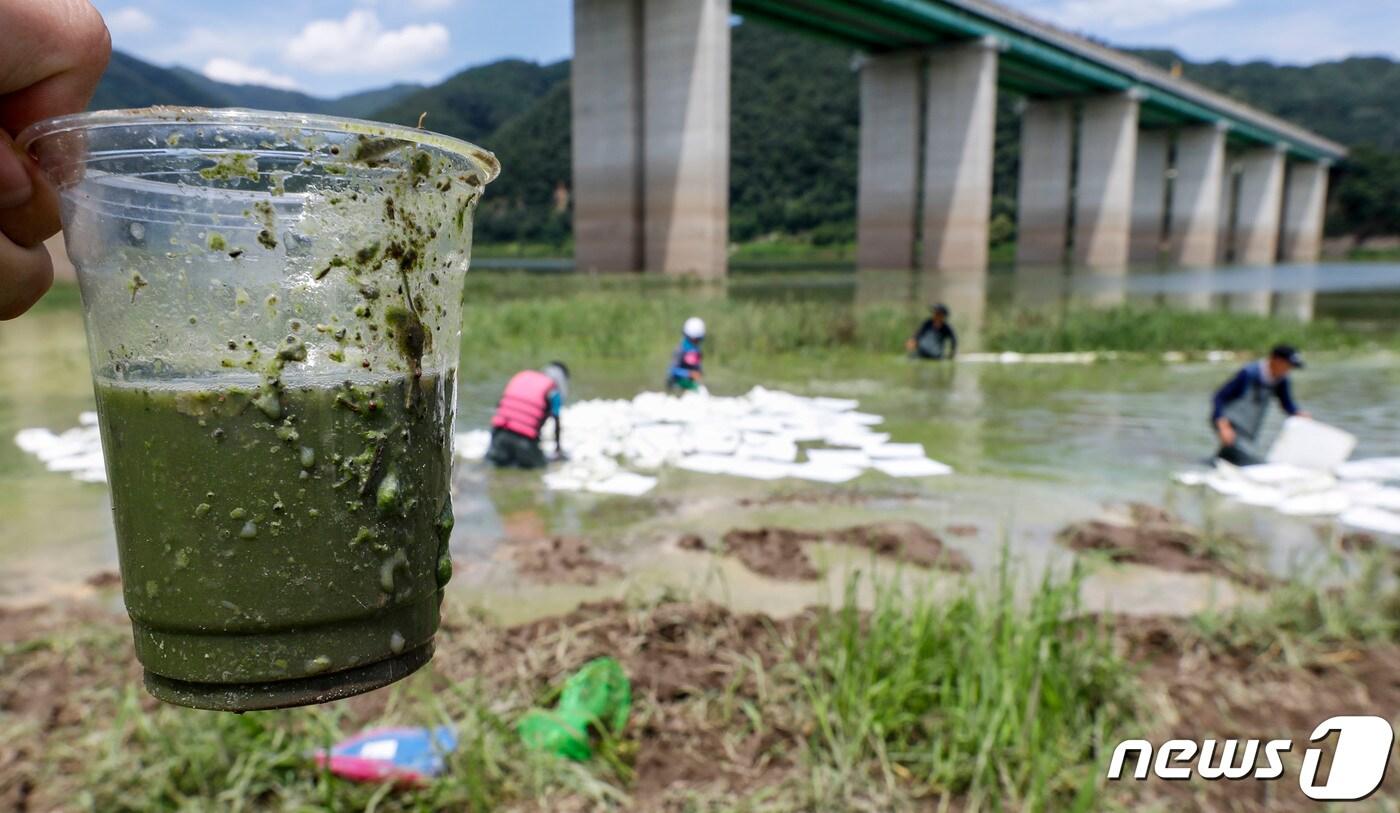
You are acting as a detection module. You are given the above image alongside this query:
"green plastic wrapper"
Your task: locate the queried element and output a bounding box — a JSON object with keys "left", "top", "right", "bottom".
{"left": 518, "top": 657, "right": 632, "bottom": 761}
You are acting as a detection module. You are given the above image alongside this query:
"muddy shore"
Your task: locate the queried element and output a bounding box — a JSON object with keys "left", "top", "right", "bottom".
{"left": 2, "top": 589, "right": 1395, "bottom": 811}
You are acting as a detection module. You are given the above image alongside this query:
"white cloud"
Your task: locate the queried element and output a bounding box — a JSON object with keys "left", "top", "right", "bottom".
{"left": 148, "top": 25, "right": 276, "bottom": 66}
{"left": 1026, "top": 0, "right": 1237, "bottom": 31}
{"left": 355, "top": 0, "right": 458, "bottom": 9}
{"left": 202, "top": 58, "right": 300, "bottom": 90}
{"left": 284, "top": 10, "right": 450, "bottom": 75}
{"left": 106, "top": 6, "right": 154, "bottom": 35}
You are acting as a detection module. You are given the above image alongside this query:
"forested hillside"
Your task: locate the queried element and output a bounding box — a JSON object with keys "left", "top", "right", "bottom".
{"left": 90, "top": 53, "right": 421, "bottom": 118}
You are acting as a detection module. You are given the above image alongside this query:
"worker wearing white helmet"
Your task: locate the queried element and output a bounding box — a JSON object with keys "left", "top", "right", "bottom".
{"left": 667, "top": 317, "right": 706, "bottom": 392}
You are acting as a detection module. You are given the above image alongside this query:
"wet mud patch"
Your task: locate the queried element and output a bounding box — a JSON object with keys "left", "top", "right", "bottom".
{"left": 736, "top": 487, "right": 920, "bottom": 509}
{"left": 1059, "top": 504, "right": 1273, "bottom": 589}
{"left": 721, "top": 521, "right": 970, "bottom": 581}
{"left": 84, "top": 570, "right": 121, "bottom": 589}
{"left": 830, "top": 521, "right": 971, "bottom": 572}
{"left": 721, "top": 528, "right": 822, "bottom": 581}
{"left": 506, "top": 537, "right": 621, "bottom": 586}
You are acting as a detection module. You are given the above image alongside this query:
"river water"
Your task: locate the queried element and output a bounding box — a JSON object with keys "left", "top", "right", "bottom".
{"left": 3, "top": 262, "right": 1398, "bottom": 618}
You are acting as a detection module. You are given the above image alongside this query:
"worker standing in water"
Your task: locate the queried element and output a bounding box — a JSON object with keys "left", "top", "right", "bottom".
{"left": 486, "top": 362, "right": 570, "bottom": 469}
{"left": 667, "top": 317, "right": 706, "bottom": 392}
{"left": 906, "top": 303, "right": 957, "bottom": 360}
{"left": 1211, "top": 344, "right": 1310, "bottom": 466}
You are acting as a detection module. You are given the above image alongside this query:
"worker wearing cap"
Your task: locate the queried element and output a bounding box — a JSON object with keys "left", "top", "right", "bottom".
{"left": 906, "top": 303, "right": 957, "bottom": 360}
{"left": 1211, "top": 344, "right": 1311, "bottom": 466}
{"left": 486, "top": 362, "right": 570, "bottom": 468}
{"left": 667, "top": 317, "right": 706, "bottom": 392}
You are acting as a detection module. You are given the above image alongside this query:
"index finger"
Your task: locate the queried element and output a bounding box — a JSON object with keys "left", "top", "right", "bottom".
{"left": 0, "top": 0, "right": 111, "bottom": 135}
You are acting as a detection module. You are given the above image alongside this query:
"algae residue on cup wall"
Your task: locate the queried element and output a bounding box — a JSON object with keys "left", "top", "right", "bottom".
{"left": 20, "top": 108, "right": 498, "bottom": 711}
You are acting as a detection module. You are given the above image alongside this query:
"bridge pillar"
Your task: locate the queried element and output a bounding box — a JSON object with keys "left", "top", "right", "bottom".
{"left": 572, "top": 0, "right": 644, "bottom": 273}
{"left": 1234, "top": 145, "right": 1286, "bottom": 265}
{"left": 1168, "top": 124, "right": 1226, "bottom": 267}
{"left": 1217, "top": 156, "right": 1237, "bottom": 263}
{"left": 1280, "top": 160, "right": 1330, "bottom": 263}
{"left": 920, "top": 39, "right": 998, "bottom": 272}
{"left": 1129, "top": 129, "right": 1169, "bottom": 264}
{"left": 571, "top": 0, "right": 730, "bottom": 276}
{"left": 1072, "top": 93, "right": 1139, "bottom": 269}
{"left": 643, "top": 0, "right": 730, "bottom": 276}
{"left": 1015, "top": 99, "right": 1073, "bottom": 266}
{"left": 857, "top": 53, "right": 922, "bottom": 271}
{"left": 1274, "top": 290, "right": 1316, "bottom": 321}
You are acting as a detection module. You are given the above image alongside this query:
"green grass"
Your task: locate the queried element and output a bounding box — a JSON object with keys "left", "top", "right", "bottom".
{"left": 1194, "top": 549, "right": 1400, "bottom": 666}
{"left": 473, "top": 240, "right": 573, "bottom": 260}
{"left": 461, "top": 273, "right": 1391, "bottom": 374}
{"left": 982, "top": 304, "right": 1376, "bottom": 354}
{"left": 801, "top": 561, "right": 1133, "bottom": 810}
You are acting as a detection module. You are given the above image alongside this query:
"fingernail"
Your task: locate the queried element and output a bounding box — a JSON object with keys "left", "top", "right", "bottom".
{"left": 0, "top": 136, "right": 35, "bottom": 208}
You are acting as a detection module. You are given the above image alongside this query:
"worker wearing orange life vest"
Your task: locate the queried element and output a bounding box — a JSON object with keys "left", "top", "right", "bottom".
{"left": 486, "top": 362, "right": 569, "bottom": 469}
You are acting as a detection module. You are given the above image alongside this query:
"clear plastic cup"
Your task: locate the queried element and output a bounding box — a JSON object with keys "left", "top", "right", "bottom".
{"left": 19, "top": 108, "right": 497, "bottom": 711}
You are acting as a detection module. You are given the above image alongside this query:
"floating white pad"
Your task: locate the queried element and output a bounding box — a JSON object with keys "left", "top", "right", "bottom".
{"left": 805, "top": 449, "right": 872, "bottom": 469}
{"left": 676, "top": 453, "right": 736, "bottom": 475}
{"left": 1335, "top": 458, "right": 1400, "bottom": 482}
{"left": 866, "top": 442, "right": 926, "bottom": 460}
{"left": 586, "top": 472, "right": 658, "bottom": 497}
{"left": 1267, "top": 417, "right": 1358, "bottom": 471}
{"left": 1341, "top": 506, "right": 1400, "bottom": 537}
{"left": 873, "top": 458, "right": 954, "bottom": 478}
{"left": 1275, "top": 491, "right": 1351, "bottom": 517}
{"left": 784, "top": 461, "right": 864, "bottom": 483}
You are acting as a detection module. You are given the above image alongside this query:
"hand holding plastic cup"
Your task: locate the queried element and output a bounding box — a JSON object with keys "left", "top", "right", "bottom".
{"left": 19, "top": 108, "right": 497, "bottom": 711}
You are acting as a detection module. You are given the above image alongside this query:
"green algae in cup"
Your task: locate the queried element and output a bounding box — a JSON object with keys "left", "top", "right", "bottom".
{"left": 19, "top": 108, "right": 497, "bottom": 711}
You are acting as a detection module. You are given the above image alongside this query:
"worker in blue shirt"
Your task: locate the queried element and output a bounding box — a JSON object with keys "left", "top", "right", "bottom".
{"left": 667, "top": 317, "right": 706, "bottom": 392}
{"left": 1211, "top": 344, "right": 1310, "bottom": 466}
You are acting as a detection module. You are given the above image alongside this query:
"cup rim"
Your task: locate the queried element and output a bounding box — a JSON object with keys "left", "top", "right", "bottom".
{"left": 17, "top": 106, "right": 500, "bottom": 185}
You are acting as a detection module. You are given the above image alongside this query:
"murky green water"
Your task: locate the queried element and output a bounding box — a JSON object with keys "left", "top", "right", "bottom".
{"left": 4, "top": 264, "right": 1399, "bottom": 617}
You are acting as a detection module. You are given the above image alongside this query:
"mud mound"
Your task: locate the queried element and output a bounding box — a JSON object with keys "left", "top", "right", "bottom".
{"left": 721, "top": 522, "right": 970, "bottom": 581}
{"left": 675, "top": 533, "right": 707, "bottom": 552}
{"left": 508, "top": 537, "right": 622, "bottom": 585}
{"left": 84, "top": 570, "right": 121, "bottom": 588}
{"left": 1059, "top": 509, "right": 1272, "bottom": 589}
{"left": 831, "top": 521, "right": 971, "bottom": 572}
{"left": 721, "top": 528, "right": 822, "bottom": 581}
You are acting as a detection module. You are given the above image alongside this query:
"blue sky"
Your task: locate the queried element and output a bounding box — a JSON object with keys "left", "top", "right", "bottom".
{"left": 93, "top": 0, "right": 1400, "bottom": 98}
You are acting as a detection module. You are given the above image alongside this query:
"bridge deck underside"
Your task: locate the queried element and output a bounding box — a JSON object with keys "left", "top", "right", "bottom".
{"left": 732, "top": 0, "right": 1344, "bottom": 161}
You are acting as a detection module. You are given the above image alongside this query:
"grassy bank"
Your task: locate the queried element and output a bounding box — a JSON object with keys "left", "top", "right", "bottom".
{"left": 458, "top": 273, "right": 1392, "bottom": 372}
{"left": 981, "top": 305, "right": 1376, "bottom": 354}
{"left": 805, "top": 563, "right": 1129, "bottom": 809}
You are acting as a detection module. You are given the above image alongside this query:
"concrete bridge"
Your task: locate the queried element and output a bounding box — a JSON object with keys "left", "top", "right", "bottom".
{"left": 570, "top": 0, "right": 1345, "bottom": 277}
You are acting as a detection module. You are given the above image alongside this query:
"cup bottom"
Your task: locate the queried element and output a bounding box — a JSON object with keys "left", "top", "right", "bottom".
{"left": 143, "top": 641, "right": 434, "bottom": 711}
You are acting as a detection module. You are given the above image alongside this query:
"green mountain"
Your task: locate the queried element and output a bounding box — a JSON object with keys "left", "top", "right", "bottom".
{"left": 1131, "top": 50, "right": 1400, "bottom": 152}
{"left": 373, "top": 59, "right": 570, "bottom": 145}
{"left": 90, "top": 51, "right": 422, "bottom": 118}
{"left": 90, "top": 51, "right": 226, "bottom": 110}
